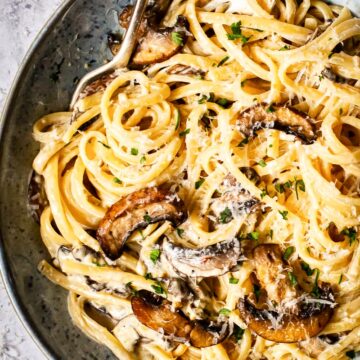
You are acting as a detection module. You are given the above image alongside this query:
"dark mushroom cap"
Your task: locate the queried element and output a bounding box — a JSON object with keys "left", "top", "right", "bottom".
{"left": 163, "top": 237, "right": 241, "bottom": 277}
{"left": 238, "top": 244, "right": 335, "bottom": 342}
{"left": 131, "top": 290, "right": 229, "bottom": 348}
{"left": 118, "top": 4, "right": 189, "bottom": 66}
{"left": 238, "top": 103, "right": 317, "bottom": 144}
{"left": 97, "top": 187, "right": 187, "bottom": 260}
{"left": 238, "top": 284, "right": 334, "bottom": 343}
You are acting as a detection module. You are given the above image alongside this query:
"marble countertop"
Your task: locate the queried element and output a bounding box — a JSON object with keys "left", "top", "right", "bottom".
{"left": 0, "top": 1, "right": 62, "bottom": 359}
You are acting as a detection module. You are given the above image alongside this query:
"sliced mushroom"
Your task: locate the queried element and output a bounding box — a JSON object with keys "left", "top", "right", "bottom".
{"left": 238, "top": 244, "right": 335, "bottom": 342}
{"left": 238, "top": 103, "right": 317, "bottom": 144}
{"left": 131, "top": 290, "right": 228, "bottom": 347}
{"left": 118, "top": 4, "right": 189, "bottom": 66}
{"left": 321, "top": 67, "right": 357, "bottom": 86}
{"left": 163, "top": 237, "right": 240, "bottom": 277}
{"left": 166, "top": 64, "right": 205, "bottom": 77}
{"left": 28, "top": 170, "right": 48, "bottom": 223}
{"left": 132, "top": 16, "right": 189, "bottom": 66}
{"left": 97, "top": 187, "right": 187, "bottom": 260}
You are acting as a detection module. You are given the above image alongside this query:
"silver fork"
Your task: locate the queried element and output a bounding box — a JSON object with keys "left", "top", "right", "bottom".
{"left": 69, "top": 0, "right": 149, "bottom": 110}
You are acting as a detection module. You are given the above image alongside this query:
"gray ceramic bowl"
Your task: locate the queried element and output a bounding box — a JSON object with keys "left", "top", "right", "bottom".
{"left": 0, "top": 1, "right": 359, "bottom": 359}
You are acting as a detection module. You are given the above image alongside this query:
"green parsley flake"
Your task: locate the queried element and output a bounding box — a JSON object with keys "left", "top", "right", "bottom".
{"left": 195, "top": 178, "right": 205, "bottom": 189}
{"left": 113, "top": 177, "right": 122, "bottom": 184}
{"left": 176, "top": 228, "right": 185, "bottom": 238}
{"left": 179, "top": 128, "right": 190, "bottom": 137}
{"left": 138, "top": 229, "right": 145, "bottom": 240}
{"left": 249, "top": 231, "right": 259, "bottom": 240}
{"left": 275, "top": 183, "right": 285, "bottom": 193}
{"left": 253, "top": 284, "right": 261, "bottom": 302}
{"left": 301, "top": 261, "right": 314, "bottom": 276}
{"left": 346, "top": 350, "right": 356, "bottom": 359}
{"left": 140, "top": 155, "right": 146, "bottom": 165}
{"left": 150, "top": 249, "right": 161, "bottom": 264}
{"left": 238, "top": 137, "right": 249, "bottom": 147}
{"left": 217, "top": 98, "right": 229, "bottom": 108}
{"left": 219, "top": 207, "right": 233, "bottom": 224}
{"left": 283, "top": 246, "right": 295, "bottom": 261}
{"left": 311, "top": 269, "right": 320, "bottom": 297}
{"left": 151, "top": 283, "right": 165, "bottom": 295}
{"left": 171, "top": 32, "right": 184, "bottom": 46}
{"left": 258, "top": 159, "right": 267, "bottom": 167}
{"left": 233, "top": 324, "right": 245, "bottom": 342}
{"left": 175, "top": 110, "right": 181, "bottom": 130}
{"left": 279, "top": 45, "right": 290, "bottom": 51}
{"left": 131, "top": 148, "right": 138, "bottom": 156}
{"left": 227, "top": 21, "right": 252, "bottom": 43}
{"left": 219, "top": 308, "right": 231, "bottom": 316}
{"left": 288, "top": 271, "right": 298, "bottom": 286}
{"left": 341, "top": 227, "right": 357, "bottom": 246}
{"left": 260, "top": 188, "right": 268, "bottom": 199}
{"left": 217, "top": 56, "right": 230, "bottom": 67}
{"left": 266, "top": 104, "right": 275, "bottom": 113}
{"left": 279, "top": 210, "right": 288, "bottom": 220}
{"left": 229, "top": 277, "right": 239, "bottom": 284}
{"left": 145, "top": 273, "right": 153, "bottom": 280}
{"left": 338, "top": 274, "right": 343, "bottom": 284}
{"left": 144, "top": 213, "right": 152, "bottom": 223}
{"left": 295, "top": 179, "right": 306, "bottom": 200}
{"left": 98, "top": 141, "right": 110, "bottom": 149}
{"left": 198, "top": 95, "right": 208, "bottom": 104}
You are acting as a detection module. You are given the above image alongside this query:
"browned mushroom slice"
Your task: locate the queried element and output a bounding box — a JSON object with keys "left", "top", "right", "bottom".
{"left": 131, "top": 290, "right": 193, "bottom": 340}
{"left": 238, "top": 103, "right": 317, "bottom": 144}
{"left": 253, "top": 244, "right": 298, "bottom": 305}
{"left": 166, "top": 64, "right": 205, "bottom": 77}
{"left": 238, "top": 244, "right": 335, "bottom": 342}
{"left": 28, "top": 170, "right": 48, "bottom": 223}
{"left": 163, "top": 238, "right": 240, "bottom": 277}
{"left": 321, "top": 67, "right": 357, "bottom": 86}
{"left": 131, "top": 290, "right": 228, "bottom": 347}
{"left": 190, "top": 321, "right": 229, "bottom": 348}
{"left": 238, "top": 284, "right": 334, "bottom": 343}
{"left": 97, "top": 187, "right": 187, "bottom": 260}
{"left": 132, "top": 16, "right": 189, "bottom": 66}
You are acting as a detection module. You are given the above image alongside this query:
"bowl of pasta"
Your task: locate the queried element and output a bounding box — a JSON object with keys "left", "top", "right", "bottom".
{"left": 1, "top": 0, "right": 360, "bottom": 359}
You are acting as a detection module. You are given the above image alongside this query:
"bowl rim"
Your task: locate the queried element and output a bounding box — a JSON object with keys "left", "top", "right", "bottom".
{"left": 0, "top": 0, "right": 75, "bottom": 358}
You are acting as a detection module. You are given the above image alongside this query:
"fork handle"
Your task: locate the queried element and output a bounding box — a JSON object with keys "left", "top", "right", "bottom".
{"left": 70, "top": 0, "right": 149, "bottom": 110}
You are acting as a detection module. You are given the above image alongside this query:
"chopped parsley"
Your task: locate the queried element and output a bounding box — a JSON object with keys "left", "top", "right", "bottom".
{"left": 143, "top": 213, "right": 152, "bottom": 223}
{"left": 227, "top": 21, "right": 252, "bottom": 43}
{"left": 113, "top": 177, "right": 122, "bottom": 184}
{"left": 150, "top": 249, "right": 161, "bottom": 264}
{"left": 176, "top": 228, "right": 185, "bottom": 238}
{"left": 279, "top": 45, "right": 290, "bottom": 51}
{"left": 338, "top": 274, "right": 343, "bottom": 284}
{"left": 301, "top": 261, "right": 314, "bottom": 276}
{"left": 179, "top": 128, "right": 190, "bottom": 137}
{"left": 283, "top": 246, "right": 295, "bottom": 261}
{"left": 126, "top": 282, "right": 138, "bottom": 296}
{"left": 138, "top": 229, "right": 145, "bottom": 240}
{"left": 171, "top": 31, "right": 184, "bottom": 46}
{"left": 217, "top": 56, "right": 230, "bottom": 67}
{"left": 219, "top": 207, "right": 233, "bottom": 224}
{"left": 319, "top": 74, "right": 324, "bottom": 81}
{"left": 260, "top": 187, "right": 268, "bottom": 199}
{"left": 258, "top": 159, "right": 267, "bottom": 167}
{"left": 311, "top": 269, "right": 320, "bottom": 297}
{"left": 195, "top": 178, "right": 205, "bottom": 189}
{"left": 341, "top": 227, "right": 357, "bottom": 246}
{"left": 269, "top": 229, "right": 274, "bottom": 239}
{"left": 295, "top": 178, "right": 306, "bottom": 200}
{"left": 229, "top": 277, "right": 239, "bottom": 284}
{"left": 253, "top": 284, "right": 261, "bottom": 302}
{"left": 140, "top": 155, "right": 146, "bottom": 164}
{"left": 131, "top": 148, "right": 138, "bottom": 156}
{"left": 217, "top": 98, "right": 229, "bottom": 108}
{"left": 279, "top": 210, "right": 288, "bottom": 220}
{"left": 175, "top": 110, "right": 181, "bottom": 130}
{"left": 266, "top": 104, "right": 275, "bottom": 113}
{"left": 151, "top": 283, "right": 165, "bottom": 295}
{"left": 233, "top": 324, "right": 245, "bottom": 342}
{"left": 275, "top": 183, "right": 285, "bottom": 193}
{"left": 288, "top": 271, "right": 298, "bottom": 286}
{"left": 346, "top": 350, "right": 356, "bottom": 359}
{"left": 198, "top": 95, "right": 208, "bottom": 104}
{"left": 98, "top": 141, "right": 110, "bottom": 149}
{"left": 145, "top": 273, "right": 153, "bottom": 280}
{"left": 249, "top": 231, "right": 259, "bottom": 240}
{"left": 219, "top": 308, "right": 231, "bottom": 316}
{"left": 238, "top": 137, "right": 249, "bottom": 147}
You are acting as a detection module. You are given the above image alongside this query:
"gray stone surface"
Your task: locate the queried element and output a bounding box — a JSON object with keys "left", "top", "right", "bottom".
{"left": 0, "top": 1, "right": 62, "bottom": 359}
